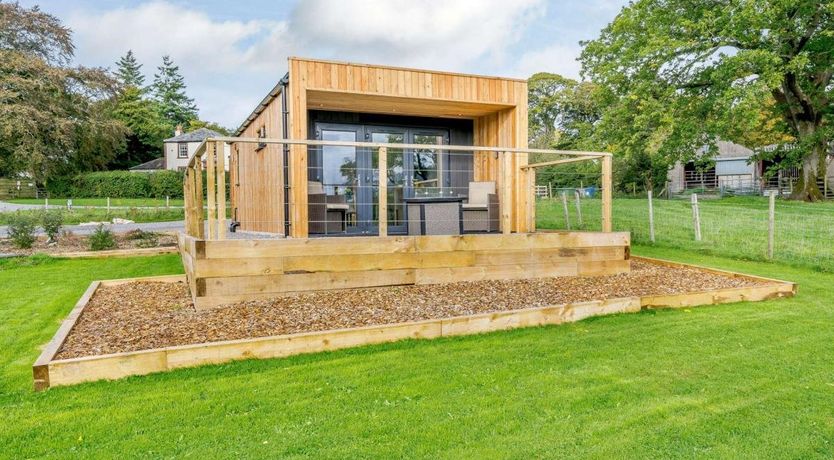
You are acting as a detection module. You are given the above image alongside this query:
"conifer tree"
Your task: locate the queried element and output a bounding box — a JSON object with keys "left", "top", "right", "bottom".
{"left": 114, "top": 50, "right": 144, "bottom": 88}
{"left": 151, "top": 55, "right": 198, "bottom": 128}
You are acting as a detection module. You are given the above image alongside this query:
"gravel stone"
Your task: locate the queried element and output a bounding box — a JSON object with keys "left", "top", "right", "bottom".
{"left": 55, "top": 259, "right": 766, "bottom": 359}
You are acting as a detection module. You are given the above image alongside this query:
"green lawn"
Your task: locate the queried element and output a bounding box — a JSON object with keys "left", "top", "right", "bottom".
{"left": 1, "top": 248, "right": 833, "bottom": 458}
{"left": 6, "top": 197, "right": 184, "bottom": 207}
{"left": 0, "top": 207, "right": 184, "bottom": 225}
{"left": 538, "top": 196, "right": 834, "bottom": 272}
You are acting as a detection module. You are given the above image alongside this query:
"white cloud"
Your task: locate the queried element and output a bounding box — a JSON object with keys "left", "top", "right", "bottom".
{"left": 62, "top": 0, "right": 552, "bottom": 127}
{"left": 65, "top": 1, "right": 296, "bottom": 128}
{"left": 290, "top": 0, "right": 545, "bottom": 71}
{"left": 512, "top": 43, "right": 583, "bottom": 80}
{"left": 67, "top": 2, "right": 280, "bottom": 72}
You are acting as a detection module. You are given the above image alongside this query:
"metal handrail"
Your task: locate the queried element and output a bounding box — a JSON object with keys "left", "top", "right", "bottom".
{"left": 183, "top": 137, "right": 614, "bottom": 239}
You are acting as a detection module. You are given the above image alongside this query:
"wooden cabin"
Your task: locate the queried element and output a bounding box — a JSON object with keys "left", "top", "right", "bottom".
{"left": 229, "top": 57, "right": 531, "bottom": 237}
{"left": 179, "top": 57, "right": 626, "bottom": 308}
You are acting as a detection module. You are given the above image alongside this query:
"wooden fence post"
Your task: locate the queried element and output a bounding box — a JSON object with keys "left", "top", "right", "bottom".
{"left": 691, "top": 193, "right": 702, "bottom": 241}
{"left": 768, "top": 190, "right": 775, "bottom": 259}
{"left": 561, "top": 191, "right": 571, "bottom": 230}
{"left": 548, "top": 182, "right": 553, "bottom": 199}
{"left": 183, "top": 168, "right": 192, "bottom": 235}
{"left": 206, "top": 140, "right": 217, "bottom": 239}
{"left": 601, "top": 155, "right": 612, "bottom": 232}
{"left": 106, "top": 197, "right": 110, "bottom": 212}
{"left": 499, "top": 151, "right": 512, "bottom": 234}
{"left": 648, "top": 189, "right": 655, "bottom": 243}
{"left": 216, "top": 141, "right": 226, "bottom": 240}
{"left": 378, "top": 146, "right": 388, "bottom": 237}
{"left": 526, "top": 167, "right": 536, "bottom": 233}
{"left": 574, "top": 188, "right": 583, "bottom": 228}
{"left": 194, "top": 160, "right": 204, "bottom": 239}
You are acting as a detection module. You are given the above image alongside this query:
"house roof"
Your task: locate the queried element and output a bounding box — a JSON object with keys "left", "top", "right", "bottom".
{"left": 164, "top": 127, "right": 224, "bottom": 143}
{"left": 713, "top": 140, "right": 754, "bottom": 159}
{"left": 129, "top": 157, "right": 165, "bottom": 171}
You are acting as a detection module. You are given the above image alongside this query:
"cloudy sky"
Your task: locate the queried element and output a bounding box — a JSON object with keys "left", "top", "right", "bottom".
{"left": 22, "top": 0, "right": 627, "bottom": 130}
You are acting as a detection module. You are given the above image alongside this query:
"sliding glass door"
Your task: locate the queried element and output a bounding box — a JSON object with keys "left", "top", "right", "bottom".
{"left": 315, "top": 123, "right": 449, "bottom": 235}
{"left": 369, "top": 130, "right": 407, "bottom": 234}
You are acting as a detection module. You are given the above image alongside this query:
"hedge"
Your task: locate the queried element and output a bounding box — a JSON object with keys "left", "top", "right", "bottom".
{"left": 46, "top": 170, "right": 185, "bottom": 199}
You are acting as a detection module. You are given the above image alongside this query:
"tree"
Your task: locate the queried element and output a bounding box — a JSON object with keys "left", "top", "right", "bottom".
{"left": 187, "top": 119, "right": 231, "bottom": 136}
{"left": 0, "top": 1, "right": 72, "bottom": 65}
{"left": 527, "top": 73, "right": 604, "bottom": 189}
{"left": 110, "top": 86, "right": 169, "bottom": 168}
{"left": 0, "top": 2, "right": 125, "bottom": 182}
{"left": 581, "top": 0, "right": 834, "bottom": 200}
{"left": 115, "top": 50, "right": 145, "bottom": 88}
{"left": 152, "top": 55, "right": 198, "bottom": 129}
{"left": 528, "top": 73, "right": 601, "bottom": 150}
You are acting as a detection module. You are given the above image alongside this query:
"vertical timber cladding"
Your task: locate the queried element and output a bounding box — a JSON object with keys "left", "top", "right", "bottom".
{"left": 287, "top": 57, "right": 530, "bottom": 237}
{"left": 232, "top": 89, "right": 285, "bottom": 235}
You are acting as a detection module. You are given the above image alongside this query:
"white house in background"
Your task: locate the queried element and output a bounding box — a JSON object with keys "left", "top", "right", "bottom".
{"left": 163, "top": 127, "right": 230, "bottom": 171}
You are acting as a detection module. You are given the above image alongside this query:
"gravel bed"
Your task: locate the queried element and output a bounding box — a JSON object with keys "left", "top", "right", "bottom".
{"left": 55, "top": 259, "right": 767, "bottom": 359}
{"left": 0, "top": 231, "right": 176, "bottom": 256}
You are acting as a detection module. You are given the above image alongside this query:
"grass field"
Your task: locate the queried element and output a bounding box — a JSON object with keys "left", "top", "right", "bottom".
{"left": 1, "top": 248, "right": 832, "bottom": 458}
{"left": 538, "top": 196, "right": 834, "bottom": 272}
{"left": 0, "top": 207, "right": 184, "bottom": 226}
{"left": 6, "top": 197, "right": 184, "bottom": 207}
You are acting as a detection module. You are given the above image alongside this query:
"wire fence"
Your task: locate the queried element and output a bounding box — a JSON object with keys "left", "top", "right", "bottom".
{"left": 536, "top": 192, "right": 834, "bottom": 272}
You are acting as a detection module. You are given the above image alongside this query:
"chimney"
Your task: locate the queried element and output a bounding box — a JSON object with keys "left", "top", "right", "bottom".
{"left": 174, "top": 124, "right": 183, "bottom": 136}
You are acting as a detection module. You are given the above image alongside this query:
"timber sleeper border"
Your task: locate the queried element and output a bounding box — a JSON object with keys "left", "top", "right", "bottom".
{"left": 32, "top": 257, "right": 796, "bottom": 391}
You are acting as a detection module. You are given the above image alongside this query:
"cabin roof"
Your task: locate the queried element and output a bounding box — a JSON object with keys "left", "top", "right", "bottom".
{"left": 234, "top": 57, "right": 527, "bottom": 137}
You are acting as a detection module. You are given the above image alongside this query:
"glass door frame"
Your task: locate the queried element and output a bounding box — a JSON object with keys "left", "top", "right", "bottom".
{"left": 311, "top": 123, "right": 369, "bottom": 234}
{"left": 314, "top": 122, "right": 451, "bottom": 236}
{"left": 367, "top": 126, "right": 408, "bottom": 235}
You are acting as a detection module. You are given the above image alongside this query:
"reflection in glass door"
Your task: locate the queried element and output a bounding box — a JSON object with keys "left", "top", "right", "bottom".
{"left": 314, "top": 123, "right": 449, "bottom": 235}
{"left": 316, "top": 128, "right": 360, "bottom": 233}
{"left": 370, "top": 131, "right": 406, "bottom": 234}
{"left": 411, "top": 133, "right": 444, "bottom": 193}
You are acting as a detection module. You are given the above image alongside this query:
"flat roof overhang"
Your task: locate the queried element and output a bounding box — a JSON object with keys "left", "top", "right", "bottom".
{"left": 306, "top": 89, "right": 515, "bottom": 119}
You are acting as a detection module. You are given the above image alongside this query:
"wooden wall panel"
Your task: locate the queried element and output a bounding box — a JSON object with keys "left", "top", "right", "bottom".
{"left": 232, "top": 87, "right": 285, "bottom": 235}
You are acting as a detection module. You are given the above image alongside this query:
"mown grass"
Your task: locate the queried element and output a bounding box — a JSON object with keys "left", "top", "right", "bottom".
{"left": 538, "top": 195, "right": 834, "bottom": 272}
{"left": 6, "top": 197, "right": 184, "bottom": 207}
{"left": 0, "top": 207, "right": 184, "bottom": 225}
{"left": 1, "top": 249, "right": 833, "bottom": 458}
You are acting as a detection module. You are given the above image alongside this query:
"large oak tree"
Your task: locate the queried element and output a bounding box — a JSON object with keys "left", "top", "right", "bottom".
{"left": 0, "top": 2, "right": 124, "bottom": 182}
{"left": 581, "top": 0, "right": 834, "bottom": 200}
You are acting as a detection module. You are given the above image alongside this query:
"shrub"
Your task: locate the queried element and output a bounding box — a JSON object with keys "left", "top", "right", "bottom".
{"left": 7, "top": 212, "right": 37, "bottom": 249}
{"left": 89, "top": 225, "right": 116, "bottom": 251}
{"left": 124, "top": 229, "right": 159, "bottom": 248}
{"left": 45, "top": 170, "right": 185, "bottom": 199}
{"left": 41, "top": 209, "right": 64, "bottom": 243}
{"left": 148, "top": 170, "right": 184, "bottom": 199}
